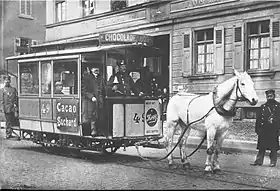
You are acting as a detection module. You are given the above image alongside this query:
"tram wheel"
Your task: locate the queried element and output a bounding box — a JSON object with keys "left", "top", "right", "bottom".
{"left": 42, "top": 143, "right": 52, "bottom": 153}
{"left": 101, "top": 147, "right": 119, "bottom": 155}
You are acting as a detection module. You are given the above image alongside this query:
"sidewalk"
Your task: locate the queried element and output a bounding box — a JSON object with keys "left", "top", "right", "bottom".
{"left": 186, "top": 136, "right": 257, "bottom": 154}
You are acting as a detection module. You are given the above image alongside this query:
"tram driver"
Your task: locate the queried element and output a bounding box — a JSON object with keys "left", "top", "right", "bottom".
{"left": 82, "top": 63, "right": 106, "bottom": 137}
{"left": 108, "top": 61, "right": 143, "bottom": 96}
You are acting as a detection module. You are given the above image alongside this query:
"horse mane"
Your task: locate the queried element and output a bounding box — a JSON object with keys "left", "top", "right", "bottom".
{"left": 213, "top": 76, "right": 238, "bottom": 106}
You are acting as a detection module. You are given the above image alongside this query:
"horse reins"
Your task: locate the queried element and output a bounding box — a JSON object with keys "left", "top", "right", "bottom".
{"left": 136, "top": 79, "right": 247, "bottom": 162}
{"left": 135, "top": 95, "right": 215, "bottom": 161}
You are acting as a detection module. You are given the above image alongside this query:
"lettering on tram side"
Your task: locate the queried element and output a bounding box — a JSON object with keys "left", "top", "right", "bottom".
{"left": 133, "top": 113, "right": 145, "bottom": 124}
{"left": 145, "top": 100, "right": 160, "bottom": 135}
{"left": 146, "top": 108, "right": 158, "bottom": 127}
{"left": 56, "top": 99, "right": 79, "bottom": 132}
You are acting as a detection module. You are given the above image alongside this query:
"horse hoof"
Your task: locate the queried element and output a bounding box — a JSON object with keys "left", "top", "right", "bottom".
{"left": 213, "top": 169, "right": 222, "bottom": 174}
{"left": 168, "top": 164, "right": 177, "bottom": 169}
{"left": 203, "top": 170, "right": 213, "bottom": 175}
{"left": 183, "top": 162, "right": 191, "bottom": 169}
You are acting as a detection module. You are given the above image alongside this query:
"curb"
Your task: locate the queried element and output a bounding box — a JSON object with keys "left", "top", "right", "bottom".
{"left": 186, "top": 136, "right": 258, "bottom": 155}
{"left": 185, "top": 136, "right": 280, "bottom": 156}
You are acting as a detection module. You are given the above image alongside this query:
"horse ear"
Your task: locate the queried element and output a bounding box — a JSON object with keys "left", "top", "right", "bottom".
{"left": 233, "top": 68, "right": 240, "bottom": 76}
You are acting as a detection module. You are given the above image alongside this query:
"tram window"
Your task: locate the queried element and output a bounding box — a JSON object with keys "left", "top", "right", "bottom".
{"left": 41, "top": 62, "right": 52, "bottom": 95}
{"left": 53, "top": 60, "right": 78, "bottom": 95}
{"left": 19, "top": 62, "right": 39, "bottom": 95}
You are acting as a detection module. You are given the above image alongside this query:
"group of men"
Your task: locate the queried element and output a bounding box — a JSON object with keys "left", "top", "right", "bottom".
{"left": 1, "top": 63, "right": 280, "bottom": 168}
{"left": 81, "top": 60, "right": 163, "bottom": 137}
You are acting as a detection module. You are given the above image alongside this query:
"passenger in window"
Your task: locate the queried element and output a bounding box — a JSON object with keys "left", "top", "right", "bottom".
{"left": 0, "top": 75, "right": 18, "bottom": 139}
{"left": 250, "top": 89, "right": 280, "bottom": 167}
{"left": 135, "top": 66, "right": 152, "bottom": 96}
{"left": 54, "top": 81, "right": 64, "bottom": 94}
{"left": 108, "top": 61, "right": 143, "bottom": 96}
{"left": 82, "top": 64, "right": 106, "bottom": 137}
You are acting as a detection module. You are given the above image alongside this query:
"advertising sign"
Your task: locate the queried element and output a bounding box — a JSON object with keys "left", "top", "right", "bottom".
{"left": 99, "top": 33, "right": 153, "bottom": 46}
{"left": 56, "top": 99, "right": 79, "bottom": 132}
{"left": 125, "top": 104, "right": 145, "bottom": 137}
{"left": 144, "top": 100, "right": 161, "bottom": 135}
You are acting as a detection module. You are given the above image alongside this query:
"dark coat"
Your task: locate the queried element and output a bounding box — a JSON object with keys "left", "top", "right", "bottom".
{"left": 0, "top": 86, "right": 18, "bottom": 114}
{"left": 255, "top": 99, "right": 280, "bottom": 150}
{"left": 108, "top": 72, "right": 139, "bottom": 96}
{"left": 81, "top": 74, "right": 106, "bottom": 123}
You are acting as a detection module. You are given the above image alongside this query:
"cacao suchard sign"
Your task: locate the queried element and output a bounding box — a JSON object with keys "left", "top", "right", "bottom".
{"left": 56, "top": 99, "right": 79, "bottom": 132}
{"left": 99, "top": 33, "right": 153, "bottom": 46}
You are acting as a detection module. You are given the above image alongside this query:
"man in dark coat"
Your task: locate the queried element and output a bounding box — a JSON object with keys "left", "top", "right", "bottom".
{"left": 0, "top": 75, "right": 18, "bottom": 139}
{"left": 108, "top": 61, "right": 143, "bottom": 96}
{"left": 250, "top": 89, "right": 280, "bottom": 167}
{"left": 82, "top": 64, "right": 106, "bottom": 136}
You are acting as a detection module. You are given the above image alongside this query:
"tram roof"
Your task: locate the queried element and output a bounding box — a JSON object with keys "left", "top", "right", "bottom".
{"left": 6, "top": 43, "right": 160, "bottom": 61}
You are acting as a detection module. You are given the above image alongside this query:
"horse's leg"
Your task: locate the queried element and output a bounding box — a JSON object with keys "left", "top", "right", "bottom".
{"left": 166, "top": 119, "right": 178, "bottom": 167}
{"left": 179, "top": 122, "right": 191, "bottom": 169}
{"left": 204, "top": 127, "right": 216, "bottom": 173}
{"left": 212, "top": 130, "right": 228, "bottom": 174}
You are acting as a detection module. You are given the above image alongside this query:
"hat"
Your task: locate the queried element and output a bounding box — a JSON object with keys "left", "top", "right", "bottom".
{"left": 55, "top": 81, "right": 63, "bottom": 86}
{"left": 265, "top": 89, "right": 275, "bottom": 95}
{"left": 117, "top": 60, "right": 126, "bottom": 66}
{"left": 3, "top": 75, "right": 11, "bottom": 80}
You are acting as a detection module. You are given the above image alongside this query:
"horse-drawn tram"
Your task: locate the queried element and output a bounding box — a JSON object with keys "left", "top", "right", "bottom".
{"left": 5, "top": 33, "right": 168, "bottom": 154}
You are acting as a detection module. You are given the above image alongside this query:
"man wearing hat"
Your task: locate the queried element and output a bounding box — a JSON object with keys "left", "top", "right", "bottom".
{"left": 108, "top": 60, "right": 143, "bottom": 96}
{"left": 54, "top": 81, "right": 64, "bottom": 94}
{"left": 251, "top": 89, "right": 280, "bottom": 167}
{"left": 82, "top": 64, "right": 106, "bottom": 136}
{"left": 0, "top": 75, "right": 18, "bottom": 139}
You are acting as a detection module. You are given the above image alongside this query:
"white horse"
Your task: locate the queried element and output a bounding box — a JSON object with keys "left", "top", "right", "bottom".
{"left": 165, "top": 69, "right": 258, "bottom": 173}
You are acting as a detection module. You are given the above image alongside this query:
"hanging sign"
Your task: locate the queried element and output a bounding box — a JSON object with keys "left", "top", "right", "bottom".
{"left": 99, "top": 33, "right": 153, "bottom": 46}
{"left": 144, "top": 100, "right": 161, "bottom": 135}
{"left": 56, "top": 99, "right": 79, "bottom": 132}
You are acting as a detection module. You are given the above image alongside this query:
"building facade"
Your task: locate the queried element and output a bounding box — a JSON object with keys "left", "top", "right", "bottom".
{"left": 24, "top": 0, "right": 280, "bottom": 120}
{"left": 0, "top": 0, "right": 46, "bottom": 77}
{"left": 0, "top": 0, "right": 46, "bottom": 123}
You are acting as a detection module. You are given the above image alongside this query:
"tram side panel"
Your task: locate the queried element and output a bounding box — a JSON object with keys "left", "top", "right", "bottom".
{"left": 19, "top": 98, "right": 41, "bottom": 132}
{"left": 18, "top": 97, "right": 81, "bottom": 136}
{"left": 108, "top": 98, "right": 163, "bottom": 138}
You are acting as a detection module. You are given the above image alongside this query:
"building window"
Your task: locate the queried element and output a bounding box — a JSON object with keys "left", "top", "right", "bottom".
{"left": 195, "top": 29, "right": 214, "bottom": 74}
{"left": 82, "top": 0, "right": 95, "bottom": 16}
{"left": 243, "top": 108, "right": 257, "bottom": 119}
{"left": 111, "top": 0, "right": 127, "bottom": 11}
{"left": 20, "top": 0, "right": 32, "bottom": 16}
{"left": 247, "top": 20, "right": 270, "bottom": 70}
{"left": 56, "top": 0, "right": 66, "bottom": 22}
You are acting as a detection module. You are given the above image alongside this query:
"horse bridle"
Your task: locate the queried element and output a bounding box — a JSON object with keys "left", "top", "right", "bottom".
{"left": 235, "top": 79, "right": 248, "bottom": 102}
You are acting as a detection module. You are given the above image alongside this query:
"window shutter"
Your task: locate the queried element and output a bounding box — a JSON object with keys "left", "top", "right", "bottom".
{"left": 20, "top": 0, "right": 26, "bottom": 14}
{"left": 233, "top": 24, "right": 244, "bottom": 72}
{"left": 182, "top": 30, "right": 193, "bottom": 77}
{"left": 26, "top": 0, "right": 31, "bottom": 15}
{"left": 14, "top": 37, "right": 21, "bottom": 55}
{"left": 271, "top": 18, "right": 280, "bottom": 71}
{"left": 214, "top": 26, "right": 225, "bottom": 75}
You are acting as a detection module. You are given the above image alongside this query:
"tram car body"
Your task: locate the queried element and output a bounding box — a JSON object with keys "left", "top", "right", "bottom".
{"left": 5, "top": 33, "right": 167, "bottom": 153}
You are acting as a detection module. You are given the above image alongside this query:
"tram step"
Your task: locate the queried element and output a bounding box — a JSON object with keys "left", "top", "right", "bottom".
{"left": 84, "top": 136, "right": 107, "bottom": 139}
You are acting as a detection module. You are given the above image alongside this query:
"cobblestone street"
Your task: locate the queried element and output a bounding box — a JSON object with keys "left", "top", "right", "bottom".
{"left": 1, "top": 129, "right": 280, "bottom": 190}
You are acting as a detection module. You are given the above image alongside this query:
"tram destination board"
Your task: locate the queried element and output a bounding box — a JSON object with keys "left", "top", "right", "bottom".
{"left": 56, "top": 99, "right": 79, "bottom": 132}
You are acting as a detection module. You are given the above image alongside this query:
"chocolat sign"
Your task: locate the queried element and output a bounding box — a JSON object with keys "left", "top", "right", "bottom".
{"left": 56, "top": 99, "right": 79, "bottom": 132}
{"left": 146, "top": 108, "right": 158, "bottom": 127}
{"left": 99, "top": 33, "right": 153, "bottom": 46}
{"left": 144, "top": 100, "right": 161, "bottom": 135}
